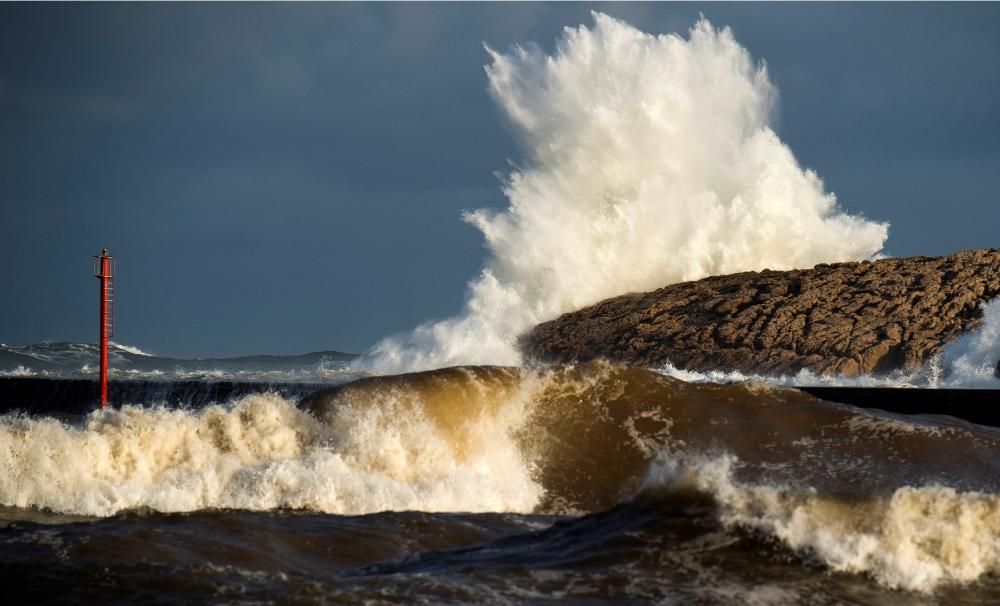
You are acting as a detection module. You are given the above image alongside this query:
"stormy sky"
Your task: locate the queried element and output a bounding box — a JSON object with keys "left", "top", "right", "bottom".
{"left": 1, "top": 3, "right": 998, "bottom": 357}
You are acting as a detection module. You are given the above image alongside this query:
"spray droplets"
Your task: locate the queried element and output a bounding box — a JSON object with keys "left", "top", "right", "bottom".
{"left": 368, "top": 13, "right": 888, "bottom": 373}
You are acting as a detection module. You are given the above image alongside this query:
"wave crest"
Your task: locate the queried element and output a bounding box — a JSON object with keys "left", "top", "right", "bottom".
{"left": 6, "top": 363, "right": 1000, "bottom": 592}
{"left": 645, "top": 454, "right": 1000, "bottom": 592}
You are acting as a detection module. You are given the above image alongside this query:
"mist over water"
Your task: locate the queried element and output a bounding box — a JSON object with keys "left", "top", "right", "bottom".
{"left": 368, "top": 13, "right": 888, "bottom": 373}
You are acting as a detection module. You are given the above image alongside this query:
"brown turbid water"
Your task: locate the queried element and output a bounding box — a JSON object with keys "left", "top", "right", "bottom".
{"left": 3, "top": 363, "right": 1000, "bottom": 604}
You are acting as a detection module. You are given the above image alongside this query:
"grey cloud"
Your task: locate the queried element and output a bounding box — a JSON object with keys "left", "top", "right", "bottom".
{"left": 1, "top": 3, "right": 998, "bottom": 356}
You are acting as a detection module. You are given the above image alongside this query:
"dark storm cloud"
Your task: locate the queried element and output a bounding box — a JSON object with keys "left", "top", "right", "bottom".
{"left": 1, "top": 3, "right": 998, "bottom": 356}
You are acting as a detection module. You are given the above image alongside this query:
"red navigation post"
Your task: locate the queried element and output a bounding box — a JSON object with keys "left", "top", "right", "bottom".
{"left": 93, "top": 249, "right": 115, "bottom": 409}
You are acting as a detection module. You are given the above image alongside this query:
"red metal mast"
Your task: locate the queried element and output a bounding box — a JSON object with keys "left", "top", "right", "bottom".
{"left": 94, "top": 249, "right": 114, "bottom": 409}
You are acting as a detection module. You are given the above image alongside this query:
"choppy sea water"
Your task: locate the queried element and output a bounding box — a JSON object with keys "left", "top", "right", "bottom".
{"left": 0, "top": 341, "right": 360, "bottom": 383}
{"left": 2, "top": 361, "right": 1000, "bottom": 604}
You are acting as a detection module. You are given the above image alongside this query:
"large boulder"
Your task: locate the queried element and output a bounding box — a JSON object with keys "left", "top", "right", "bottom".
{"left": 522, "top": 249, "right": 1000, "bottom": 376}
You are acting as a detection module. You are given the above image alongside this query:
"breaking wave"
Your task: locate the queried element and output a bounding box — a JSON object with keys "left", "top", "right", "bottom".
{"left": 3, "top": 363, "right": 1000, "bottom": 591}
{"left": 0, "top": 382, "right": 537, "bottom": 517}
{"left": 368, "top": 12, "right": 887, "bottom": 373}
{"left": 644, "top": 455, "right": 1000, "bottom": 592}
{"left": 109, "top": 342, "right": 153, "bottom": 357}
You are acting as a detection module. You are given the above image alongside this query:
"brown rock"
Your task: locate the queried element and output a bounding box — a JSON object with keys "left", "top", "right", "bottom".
{"left": 522, "top": 249, "right": 1000, "bottom": 377}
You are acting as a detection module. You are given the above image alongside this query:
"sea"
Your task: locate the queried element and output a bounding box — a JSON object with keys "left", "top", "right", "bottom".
{"left": 4, "top": 11, "right": 1000, "bottom": 605}
{"left": 2, "top": 339, "right": 1000, "bottom": 604}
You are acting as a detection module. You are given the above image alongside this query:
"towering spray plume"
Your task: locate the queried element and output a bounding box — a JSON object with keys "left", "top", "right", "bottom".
{"left": 368, "top": 13, "right": 888, "bottom": 373}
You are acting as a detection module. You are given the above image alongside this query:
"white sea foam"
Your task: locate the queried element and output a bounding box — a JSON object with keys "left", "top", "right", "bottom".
{"left": 367, "top": 13, "right": 887, "bottom": 373}
{"left": 644, "top": 453, "right": 1000, "bottom": 592}
{"left": 110, "top": 342, "right": 153, "bottom": 356}
{"left": 0, "top": 392, "right": 540, "bottom": 517}
{"left": 3, "top": 368, "right": 998, "bottom": 593}
{"left": 657, "top": 360, "right": 933, "bottom": 389}
{"left": 0, "top": 366, "right": 41, "bottom": 378}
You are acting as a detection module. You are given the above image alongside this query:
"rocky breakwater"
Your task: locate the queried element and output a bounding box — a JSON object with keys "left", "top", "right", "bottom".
{"left": 522, "top": 249, "right": 1000, "bottom": 377}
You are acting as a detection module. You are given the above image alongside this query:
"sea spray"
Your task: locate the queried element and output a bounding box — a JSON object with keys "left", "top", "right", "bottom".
{"left": 367, "top": 13, "right": 888, "bottom": 373}
{"left": 940, "top": 298, "right": 1000, "bottom": 387}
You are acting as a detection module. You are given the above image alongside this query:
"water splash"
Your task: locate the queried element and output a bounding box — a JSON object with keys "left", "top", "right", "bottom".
{"left": 367, "top": 13, "right": 887, "bottom": 373}
{"left": 940, "top": 299, "right": 1000, "bottom": 387}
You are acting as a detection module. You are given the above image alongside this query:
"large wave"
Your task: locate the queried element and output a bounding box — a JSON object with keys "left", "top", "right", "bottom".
{"left": 367, "top": 13, "right": 888, "bottom": 373}
{"left": 4, "top": 364, "right": 1000, "bottom": 591}
{"left": 0, "top": 377, "right": 538, "bottom": 517}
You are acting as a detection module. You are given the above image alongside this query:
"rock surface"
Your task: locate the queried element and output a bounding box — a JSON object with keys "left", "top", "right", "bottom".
{"left": 522, "top": 249, "right": 1000, "bottom": 376}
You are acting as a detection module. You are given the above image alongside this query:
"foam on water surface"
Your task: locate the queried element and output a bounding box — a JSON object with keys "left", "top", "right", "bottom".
{"left": 4, "top": 363, "right": 1000, "bottom": 593}
{"left": 0, "top": 391, "right": 539, "bottom": 517}
{"left": 644, "top": 453, "right": 1000, "bottom": 592}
